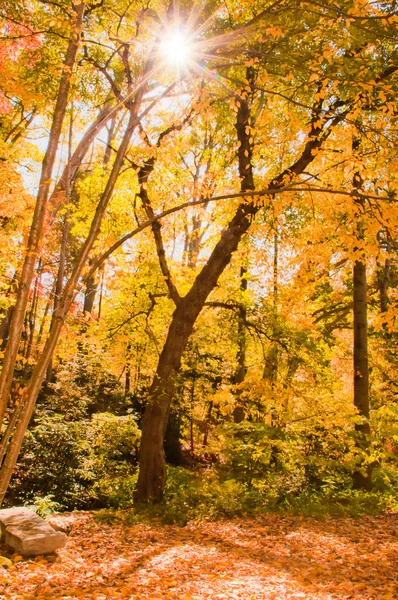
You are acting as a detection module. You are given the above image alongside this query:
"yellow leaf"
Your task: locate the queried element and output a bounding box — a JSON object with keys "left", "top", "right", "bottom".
{"left": 0, "top": 556, "right": 12, "bottom": 568}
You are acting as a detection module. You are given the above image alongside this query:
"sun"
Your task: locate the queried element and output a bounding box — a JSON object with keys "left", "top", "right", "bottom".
{"left": 160, "top": 28, "right": 193, "bottom": 69}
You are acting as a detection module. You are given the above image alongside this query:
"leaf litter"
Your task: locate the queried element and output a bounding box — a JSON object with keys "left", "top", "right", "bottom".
{"left": 0, "top": 512, "right": 397, "bottom": 599}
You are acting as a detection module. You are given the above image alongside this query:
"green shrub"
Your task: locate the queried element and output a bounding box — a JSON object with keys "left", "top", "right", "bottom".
{"left": 7, "top": 412, "right": 140, "bottom": 510}
{"left": 84, "top": 412, "right": 140, "bottom": 507}
{"left": 8, "top": 415, "right": 90, "bottom": 509}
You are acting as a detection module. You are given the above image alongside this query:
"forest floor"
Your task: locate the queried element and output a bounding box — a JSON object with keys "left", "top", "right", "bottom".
{"left": 0, "top": 511, "right": 397, "bottom": 600}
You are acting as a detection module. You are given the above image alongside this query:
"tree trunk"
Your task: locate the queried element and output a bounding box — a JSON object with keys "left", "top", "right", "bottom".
{"left": 0, "top": 105, "right": 142, "bottom": 504}
{"left": 263, "top": 228, "right": 279, "bottom": 404}
{"left": 83, "top": 261, "right": 98, "bottom": 316}
{"left": 0, "top": 273, "right": 18, "bottom": 349}
{"left": 233, "top": 267, "right": 248, "bottom": 423}
{"left": 125, "top": 342, "right": 132, "bottom": 396}
{"left": 377, "top": 232, "right": 391, "bottom": 317}
{"left": 136, "top": 197, "right": 260, "bottom": 501}
{"left": 97, "top": 266, "right": 105, "bottom": 320}
{"left": 24, "top": 264, "right": 41, "bottom": 363}
{"left": 352, "top": 258, "right": 372, "bottom": 489}
{"left": 352, "top": 137, "right": 372, "bottom": 490}
{"left": 136, "top": 76, "right": 257, "bottom": 501}
{"left": 0, "top": 307, "right": 14, "bottom": 352}
{"left": 0, "top": 2, "right": 85, "bottom": 429}
{"left": 135, "top": 70, "right": 346, "bottom": 502}
{"left": 164, "top": 408, "right": 183, "bottom": 465}
{"left": 36, "top": 280, "right": 56, "bottom": 348}
{"left": 46, "top": 211, "right": 70, "bottom": 383}
{"left": 47, "top": 107, "right": 73, "bottom": 382}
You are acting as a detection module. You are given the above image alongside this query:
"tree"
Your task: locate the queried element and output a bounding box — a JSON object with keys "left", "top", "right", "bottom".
{"left": 135, "top": 1, "right": 398, "bottom": 501}
{"left": 0, "top": 0, "right": 397, "bottom": 506}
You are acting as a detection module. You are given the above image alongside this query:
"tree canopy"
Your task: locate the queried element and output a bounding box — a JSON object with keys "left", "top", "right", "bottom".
{"left": 0, "top": 0, "right": 397, "bottom": 509}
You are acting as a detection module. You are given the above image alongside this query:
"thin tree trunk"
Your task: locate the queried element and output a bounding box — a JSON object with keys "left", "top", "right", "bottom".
{"left": 83, "top": 260, "right": 99, "bottom": 316}
{"left": 377, "top": 232, "right": 391, "bottom": 317}
{"left": 97, "top": 267, "right": 105, "bottom": 320}
{"left": 103, "top": 114, "right": 117, "bottom": 166}
{"left": 24, "top": 263, "right": 41, "bottom": 363}
{"left": 0, "top": 2, "right": 85, "bottom": 429}
{"left": 352, "top": 137, "right": 372, "bottom": 490}
{"left": 203, "top": 401, "right": 213, "bottom": 447}
{"left": 352, "top": 258, "right": 371, "bottom": 489}
{"left": 0, "top": 104, "right": 143, "bottom": 504}
{"left": 46, "top": 210, "right": 71, "bottom": 383}
{"left": 36, "top": 281, "right": 56, "bottom": 348}
{"left": 233, "top": 266, "right": 248, "bottom": 423}
{"left": 125, "top": 342, "right": 132, "bottom": 396}
{"left": 0, "top": 273, "right": 18, "bottom": 349}
{"left": 190, "top": 375, "right": 195, "bottom": 454}
{"left": 82, "top": 112, "right": 120, "bottom": 319}
{"left": 0, "top": 306, "right": 14, "bottom": 351}
{"left": 47, "top": 105, "right": 74, "bottom": 382}
{"left": 49, "top": 102, "right": 116, "bottom": 216}
{"left": 263, "top": 228, "right": 279, "bottom": 390}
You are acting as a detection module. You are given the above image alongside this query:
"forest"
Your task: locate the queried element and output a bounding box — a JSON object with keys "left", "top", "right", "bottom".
{"left": 0, "top": 0, "right": 397, "bottom": 596}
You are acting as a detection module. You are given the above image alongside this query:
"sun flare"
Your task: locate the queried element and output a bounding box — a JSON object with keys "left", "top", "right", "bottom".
{"left": 160, "top": 28, "right": 193, "bottom": 69}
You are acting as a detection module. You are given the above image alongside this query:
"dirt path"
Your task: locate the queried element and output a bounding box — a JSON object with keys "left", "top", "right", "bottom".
{"left": 0, "top": 512, "right": 397, "bottom": 599}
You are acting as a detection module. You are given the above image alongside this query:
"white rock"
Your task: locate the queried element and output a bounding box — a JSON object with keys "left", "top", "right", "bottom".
{"left": 0, "top": 507, "right": 66, "bottom": 556}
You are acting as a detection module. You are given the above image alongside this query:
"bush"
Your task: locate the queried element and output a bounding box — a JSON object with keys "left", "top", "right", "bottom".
{"left": 8, "top": 415, "right": 90, "bottom": 509}
{"left": 84, "top": 413, "right": 140, "bottom": 508}
{"left": 7, "top": 412, "right": 140, "bottom": 510}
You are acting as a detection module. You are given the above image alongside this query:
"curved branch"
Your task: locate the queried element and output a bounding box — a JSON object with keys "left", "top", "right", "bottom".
{"left": 84, "top": 184, "right": 394, "bottom": 283}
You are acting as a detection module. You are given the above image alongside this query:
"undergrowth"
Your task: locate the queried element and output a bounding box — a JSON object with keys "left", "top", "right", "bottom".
{"left": 93, "top": 465, "right": 398, "bottom": 527}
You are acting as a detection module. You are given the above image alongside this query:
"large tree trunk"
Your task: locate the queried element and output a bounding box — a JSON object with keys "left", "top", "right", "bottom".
{"left": 0, "top": 2, "right": 85, "bottom": 428}
{"left": 136, "top": 211, "right": 257, "bottom": 503}
{"left": 135, "top": 74, "right": 348, "bottom": 502}
{"left": 136, "top": 74, "right": 257, "bottom": 502}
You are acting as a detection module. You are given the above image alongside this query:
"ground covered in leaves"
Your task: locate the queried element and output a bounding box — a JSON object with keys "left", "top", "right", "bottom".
{"left": 0, "top": 511, "right": 397, "bottom": 599}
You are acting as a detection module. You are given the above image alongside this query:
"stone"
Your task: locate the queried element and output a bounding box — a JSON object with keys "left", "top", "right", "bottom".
{"left": 0, "top": 507, "right": 67, "bottom": 556}
{"left": 47, "top": 516, "right": 71, "bottom": 534}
